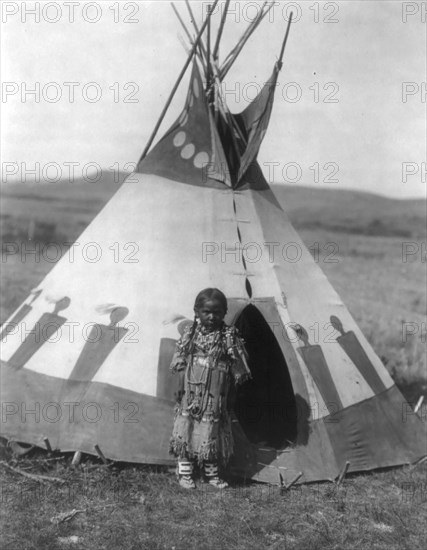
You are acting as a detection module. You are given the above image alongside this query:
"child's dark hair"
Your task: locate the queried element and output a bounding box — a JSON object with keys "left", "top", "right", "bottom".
{"left": 194, "top": 288, "right": 228, "bottom": 314}
{"left": 182, "top": 289, "right": 228, "bottom": 353}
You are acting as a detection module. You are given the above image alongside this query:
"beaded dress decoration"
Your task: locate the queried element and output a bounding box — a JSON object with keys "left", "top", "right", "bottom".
{"left": 169, "top": 320, "right": 251, "bottom": 466}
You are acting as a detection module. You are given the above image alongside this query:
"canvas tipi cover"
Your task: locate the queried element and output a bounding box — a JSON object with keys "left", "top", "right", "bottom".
{"left": 1, "top": 9, "right": 425, "bottom": 485}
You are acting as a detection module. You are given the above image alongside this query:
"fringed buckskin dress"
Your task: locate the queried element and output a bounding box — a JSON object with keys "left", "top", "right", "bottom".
{"left": 169, "top": 321, "right": 251, "bottom": 466}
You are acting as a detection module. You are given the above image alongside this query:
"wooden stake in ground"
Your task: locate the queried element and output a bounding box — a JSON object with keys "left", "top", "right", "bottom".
{"left": 94, "top": 444, "right": 108, "bottom": 465}
{"left": 280, "top": 471, "right": 303, "bottom": 491}
{"left": 71, "top": 451, "right": 82, "bottom": 467}
{"left": 336, "top": 461, "right": 350, "bottom": 486}
{"left": 414, "top": 395, "right": 424, "bottom": 414}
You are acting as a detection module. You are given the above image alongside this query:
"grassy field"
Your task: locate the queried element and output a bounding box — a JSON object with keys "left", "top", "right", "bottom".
{"left": 1, "top": 176, "right": 426, "bottom": 549}
{"left": 0, "top": 446, "right": 426, "bottom": 550}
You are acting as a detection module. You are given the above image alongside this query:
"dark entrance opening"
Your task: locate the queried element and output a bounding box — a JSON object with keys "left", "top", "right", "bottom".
{"left": 233, "top": 305, "right": 297, "bottom": 448}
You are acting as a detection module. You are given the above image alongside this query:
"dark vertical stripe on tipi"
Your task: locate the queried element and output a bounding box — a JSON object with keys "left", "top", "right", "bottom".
{"left": 68, "top": 325, "right": 128, "bottom": 382}
{"left": 8, "top": 312, "right": 67, "bottom": 369}
{"left": 0, "top": 305, "right": 32, "bottom": 340}
{"left": 336, "top": 331, "right": 386, "bottom": 394}
{"left": 297, "top": 345, "right": 343, "bottom": 415}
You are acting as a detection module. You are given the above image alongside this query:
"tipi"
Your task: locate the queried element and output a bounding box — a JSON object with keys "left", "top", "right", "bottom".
{"left": 1, "top": 3, "right": 425, "bottom": 485}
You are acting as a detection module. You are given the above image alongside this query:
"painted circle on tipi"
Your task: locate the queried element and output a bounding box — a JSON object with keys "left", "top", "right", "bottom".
{"left": 180, "top": 143, "right": 195, "bottom": 159}
{"left": 178, "top": 110, "right": 189, "bottom": 127}
{"left": 194, "top": 151, "right": 210, "bottom": 168}
{"left": 173, "top": 131, "right": 186, "bottom": 147}
{"left": 193, "top": 79, "right": 200, "bottom": 98}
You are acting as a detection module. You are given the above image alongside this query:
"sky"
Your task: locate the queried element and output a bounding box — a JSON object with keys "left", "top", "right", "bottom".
{"left": 1, "top": 0, "right": 426, "bottom": 198}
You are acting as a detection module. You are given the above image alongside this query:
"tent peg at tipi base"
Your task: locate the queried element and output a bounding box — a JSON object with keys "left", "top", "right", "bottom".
{"left": 71, "top": 451, "right": 82, "bottom": 467}
{"left": 279, "top": 471, "right": 303, "bottom": 491}
{"left": 414, "top": 395, "right": 424, "bottom": 414}
{"left": 94, "top": 444, "right": 109, "bottom": 465}
{"left": 336, "top": 461, "right": 351, "bottom": 486}
{"left": 413, "top": 456, "right": 427, "bottom": 468}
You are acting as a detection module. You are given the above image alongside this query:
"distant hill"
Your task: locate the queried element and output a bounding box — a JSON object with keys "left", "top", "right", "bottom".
{"left": 272, "top": 185, "right": 426, "bottom": 239}
{"left": 1, "top": 174, "right": 425, "bottom": 244}
{"left": 1, "top": 173, "right": 126, "bottom": 244}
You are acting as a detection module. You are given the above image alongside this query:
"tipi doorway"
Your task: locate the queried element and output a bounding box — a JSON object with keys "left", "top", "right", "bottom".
{"left": 233, "top": 304, "right": 297, "bottom": 449}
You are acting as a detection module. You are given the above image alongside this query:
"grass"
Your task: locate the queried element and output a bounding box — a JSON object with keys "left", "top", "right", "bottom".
{"left": 1, "top": 444, "right": 426, "bottom": 550}
{"left": 0, "top": 177, "right": 426, "bottom": 549}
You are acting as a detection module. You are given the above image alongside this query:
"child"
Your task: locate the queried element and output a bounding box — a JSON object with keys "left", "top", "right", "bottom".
{"left": 169, "top": 288, "right": 251, "bottom": 489}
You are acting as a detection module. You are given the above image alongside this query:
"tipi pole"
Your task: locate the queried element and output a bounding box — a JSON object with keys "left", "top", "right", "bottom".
{"left": 220, "top": 6, "right": 292, "bottom": 80}
{"left": 171, "top": 2, "right": 207, "bottom": 73}
{"left": 177, "top": 34, "right": 191, "bottom": 55}
{"left": 184, "top": 0, "right": 208, "bottom": 63}
{"left": 206, "top": 4, "right": 212, "bottom": 87}
{"left": 212, "top": 0, "right": 230, "bottom": 60}
{"left": 171, "top": 3, "right": 193, "bottom": 45}
{"left": 220, "top": 3, "right": 264, "bottom": 71}
{"left": 137, "top": 0, "right": 219, "bottom": 164}
{"left": 277, "top": 11, "right": 293, "bottom": 69}
{"left": 220, "top": 1, "right": 270, "bottom": 79}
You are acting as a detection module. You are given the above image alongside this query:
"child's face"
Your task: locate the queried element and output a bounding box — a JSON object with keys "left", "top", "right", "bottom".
{"left": 196, "top": 299, "right": 226, "bottom": 331}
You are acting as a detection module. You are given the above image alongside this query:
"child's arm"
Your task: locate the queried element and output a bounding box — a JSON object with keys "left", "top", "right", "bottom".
{"left": 170, "top": 345, "right": 187, "bottom": 373}
{"left": 169, "top": 325, "right": 192, "bottom": 373}
{"left": 227, "top": 327, "right": 252, "bottom": 385}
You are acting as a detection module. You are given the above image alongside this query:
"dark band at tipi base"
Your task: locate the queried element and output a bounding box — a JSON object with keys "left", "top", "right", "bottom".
{"left": 1, "top": 1, "right": 425, "bottom": 487}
